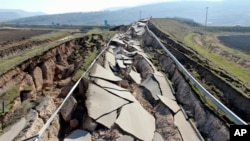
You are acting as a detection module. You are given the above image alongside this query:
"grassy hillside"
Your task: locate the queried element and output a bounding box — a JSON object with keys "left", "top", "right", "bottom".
{"left": 150, "top": 18, "right": 250, "bottom": 97}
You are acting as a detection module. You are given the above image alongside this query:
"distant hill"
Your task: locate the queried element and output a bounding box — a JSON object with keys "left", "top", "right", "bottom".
{"left": 1, "top": 0, "right": 250, "bottom": 26}
{"left": 0, "top": 9, "right": 45, "bottom": 21}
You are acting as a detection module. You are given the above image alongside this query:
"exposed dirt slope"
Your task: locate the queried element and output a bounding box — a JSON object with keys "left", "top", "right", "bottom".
{"left": 0, "top": 33, "right": 105, "bottom": 140}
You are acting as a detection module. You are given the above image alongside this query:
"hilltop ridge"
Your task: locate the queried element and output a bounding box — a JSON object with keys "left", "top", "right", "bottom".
{"left": 1, "top": 0, "right": 250, "bottom": 26}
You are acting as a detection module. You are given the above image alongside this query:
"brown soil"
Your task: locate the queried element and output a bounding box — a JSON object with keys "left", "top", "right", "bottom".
{"left": 0, "top": 29, "right": 51, "bottom": 44}
{"left": 218, "top": 35, "right": 250, "bottom": 54}
{"left": 0, "top": 33, "right": 105, "bottom": 140}
{"left": 0, "top": 29, "right": 53, "bottom": 60}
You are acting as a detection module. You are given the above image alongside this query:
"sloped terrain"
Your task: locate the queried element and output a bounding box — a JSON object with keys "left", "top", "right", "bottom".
{"left": 0, "top": 19, "right": 240, "bottom": 141}
{"left": 0, "top": 31, "right": 106, "bottom": 140}
{"left": 148, "top": 19, "right": 250, "bottom": 123}
{"left": 41, "top": 19, "right": 231, "bottom": 141}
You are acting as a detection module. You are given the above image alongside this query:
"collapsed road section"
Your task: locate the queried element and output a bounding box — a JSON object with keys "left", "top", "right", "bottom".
{"left": 19, "top": 18, "right": 237, "bottom": 141}
{"left": 59, "top": 19, "right": 203, "bottom": 141}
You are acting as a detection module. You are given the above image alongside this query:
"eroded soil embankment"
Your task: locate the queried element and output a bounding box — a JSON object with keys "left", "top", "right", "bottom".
{"left": 159, "top": 54, "right": 229, "bottom": 141}
{"left": 0, "top": 39, "right": 50, "bottom": 59}
{"left": 147, "top": 22, "right": 250, "bottom": 122}
{"left": 141, "top": 26, "right": 230, "bottom": 140}
{"left": 141, "top": 47, "right": 229, "bottom": 140}
{"left": 0, "top": 34, "right": 104, "bottom": 140}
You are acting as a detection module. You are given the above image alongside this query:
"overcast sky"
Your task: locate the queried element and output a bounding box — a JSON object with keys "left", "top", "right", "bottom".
{"left": 0, "top": 0, "right": 223, "bottom": 14}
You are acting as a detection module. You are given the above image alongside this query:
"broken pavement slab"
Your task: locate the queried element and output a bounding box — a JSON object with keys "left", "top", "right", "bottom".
{"left": 105, "top": 51, "right": 116, "bottom": 66}
{"left": 111, "top": 38, "right": 125, "bottom": 45}
{"left": 115, "top": 103, "right": 155, "bottom": 141}
{"left": 153, "top": 74, "right": 176, "bottom": 100}
{"left": 124, "top": 60, "right": 133, "bottom": 65}
{"left": 154, "top": 70, "right": 164, "bottom": 77}
{"left": 129, "top": 69, "right": 141, "bottom": 84}
{"left": 153, "top": 132, "right": 164, "bottom": 141}
{"left": 86, "top": 83, "right": 129, "bottom": 119}
{"left": 94, "top": 78, "right": 137, "bottom": 102}
{"left": 115, "top": 54, "right": 133, "bottom": 60}
{"left": 90, "top": 63, "right": 122, "bottom": 81}
{"left": 122, "top": 48, "right": 137, "bottom": 56}
{"left": 174, "top": 111, "right": 200, "bottom": 141}
{"left": 94, "top": 78, "right": 128, "bottom": 91}
{"left": 117, "top": 59, "right": 126, "bottom": 69}
{"left": 136, "top": 29, "right": 145, "bottom": 36}
{"left": 130, "top": 45, "right": 143, "bottom": 52}
{"left": 132, "top": 26, "right": 146, "bottom": 36}
{"left": 137, "top": 52, "right": 158, "bottom": 72}
{"left": 137, "top": 22, "right": 147, "bottom": 27}
{"left": 141, "top": 75, "right": 162, "bottom": 100}
{"left": 104, "top": 60, "right": 112, "bottom": 71}
{"left": 104, "top": 87, "right": 138, "bottom": 102}
{"left": 0, "top": 118, "right": 26, "bottom": 141}
{"left": 157, "top": 95, "right": 180, "bottom": 113}
{"left": 109, "top": 45, "right": 117, "bottom": 49}
{"left": 96, "top": 110, "right": 117, "bottom": 129}
{"left": 64, "top": 129, "right": 91, "bottom": 141}
{"left": 107, "top": 47, "right": 114, "bottom": 53}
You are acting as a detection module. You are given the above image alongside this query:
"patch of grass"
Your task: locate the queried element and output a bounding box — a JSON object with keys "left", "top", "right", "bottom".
{"left": 0, "top": 34, "right": 83, "bottom": 76}
{"left": 31, "top": 31, "right": 71, "bottom": 41}
{"left": 86, "top": 28, "right": 103, "bottom": 35}
{"left": 72, "top": 49, "right": 98, "bottom": 82}
{"left": 184, "top": 33, "right": 250, "bottom": 96}
{"left": 194, "top": 33, "right": 250, "bottom": 62}
{"left": 189, "top": 68, "right": 200, "bottom": 79}
{"left": 81, "top": 50, "right": 98, "bottom": 70}
{"left": 72, "top": 70, "right": 84, "bottom": 82}
{"left": 0, "top": 84, "right": 20, "bottom": 115}
{"left": 189, "top": 81, "right": 234, "bottom": 125}
{"left": 207, "top": 34, "right": 250, "bottom": 61}
{"left": 87, "top": 28, "right": 116, "bottom": 43}
{"left": 102, "top": 31, "right": 116, "bottom": 43}
{"left": 150, "top": 18, "right": 193, "bottom": 42}
{"left": 0, "top": 42, "right": 53, "bottom": 75}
